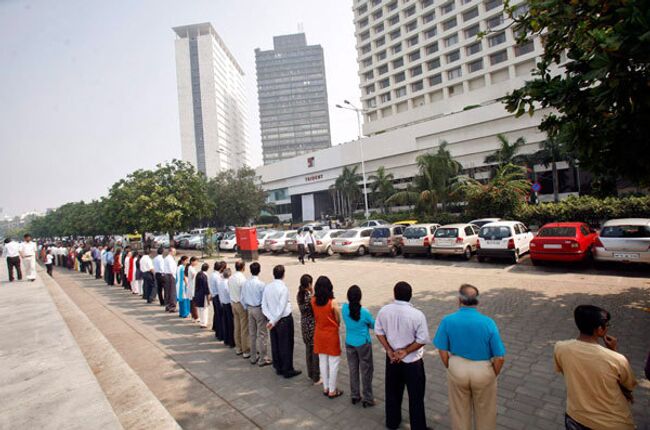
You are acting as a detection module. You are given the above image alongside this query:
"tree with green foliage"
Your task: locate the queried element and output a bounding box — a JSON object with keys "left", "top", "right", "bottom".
{"left": 454, "top": 163, "right": 531, "bottom": 219}
{"left": 484, "top": 134, "right": 527, "bottom": 168}
{"left": 207, "top": 166, "right": 267, "bottom": 227}
{"left": 368, "top": 166, "right": 395, "bottom": 214}
{"left": 388, "top": 142, "right": 463, "bottom": 214}
{"left": 501, "top": 0, "right": 650, "bottom": 186}
{"left": 330, "top": 165, "right": 363, "bottom": 218}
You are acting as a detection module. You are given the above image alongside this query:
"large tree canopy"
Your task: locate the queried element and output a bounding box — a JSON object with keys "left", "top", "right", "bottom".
{"left": 502, "top": 0, "right": 650, "bottom": 185}
{"left": 207, "top": 166, "right": 267, "bottom": 227}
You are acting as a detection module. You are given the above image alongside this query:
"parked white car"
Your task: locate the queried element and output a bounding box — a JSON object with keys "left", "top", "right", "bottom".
{"left": 431, "top": 223, "right": 480, "bottom": 260}
{"left": 264, "top": 230, "right": 297, "bottom": 253}
{"left": 256, "top": 230, "right": 274, "bottom": 251}
{"left": 402, "top": 223, "right": 441, "bottom": 257}
{"left": 359, "top": 219, "right": 389, "bottom": 227}
{"left": 477, "top": 221, "right": 534, "bottom": 263}
{"left": 219, "top": 232, "right": 238, "bottom": 251}
{"left": 469, "top": 218, "right": 502, "bottom": 228}
{"left": 331, "top": 228, "right": 374, "bottom": 256}
{"left": 314, "top": 229, "right": 345, "bottom": 255}
{"left": 594, "top": 218, "right": 650, "bottom": 264}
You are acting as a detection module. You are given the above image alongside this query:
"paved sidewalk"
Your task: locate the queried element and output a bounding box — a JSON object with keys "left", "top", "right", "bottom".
{"left": 51, "top": 254, "right": 650, "bottom": 429}
{"left": 0, "top": 264, "right": 122, "bottom": 430}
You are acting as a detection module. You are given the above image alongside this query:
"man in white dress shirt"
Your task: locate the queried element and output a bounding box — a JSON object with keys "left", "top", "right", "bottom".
{"left": 375, "top": 281, "right": 430, "bottom": 430}
{"left": 230, "top": 260, "right": 250, "bottom": 358}
{"left": 209, "top": 262, "right": 223, "bottom": 341}
{"left": 241, "top": 262, "right": 271, "bottom": 366}
{"left": 140, "top": 248, "right": 156, "bottom": 303}
{"left": 296, "top": 231, "right": 306, "bottom": 265}
{"left": 3, "top": 238, "right": 22, "bottom": 281}
{"left": 19, "top": 234, "right": 38, "bottom": 281}
{"left": 262, "top": 265, "right": 301, "bottom": 378}
{"left": 153, "top": 248, "right": 166, "bottom": 306}
{"left": 304, "top": 229, "right": 317, "bottom": 263}
{"left": 163, "top": 247, "right": 177, "bottom": 312}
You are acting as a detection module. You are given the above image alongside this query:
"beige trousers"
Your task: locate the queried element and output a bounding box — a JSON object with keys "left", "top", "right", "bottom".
{"left": 447, "top": 355, "right": 497, "bottom": 430}
{"left": 23, "top": 255, "right": 36, "bottom": 280}
{"left": 232, "top": 302, "right": 250, "bottom": 354}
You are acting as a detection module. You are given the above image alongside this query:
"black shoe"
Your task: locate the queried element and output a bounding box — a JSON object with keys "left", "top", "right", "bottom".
{"left": 351, "top": 398, "right": 361, "bottom": 405}
{"left": 283, "top": 370, "right": 302, "bottom": 379}
{"left": 362, "top": 399, "right": 376, "bottom": 408}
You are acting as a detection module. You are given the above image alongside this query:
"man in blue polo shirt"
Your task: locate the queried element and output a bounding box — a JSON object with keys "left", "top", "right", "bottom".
{"left": 433, "top": 284, "right": 506, "bottom": 430}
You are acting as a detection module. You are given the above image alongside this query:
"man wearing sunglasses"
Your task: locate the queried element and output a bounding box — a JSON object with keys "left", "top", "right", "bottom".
{"left": 554, "top": 305, "right": 637, "bottom": 430}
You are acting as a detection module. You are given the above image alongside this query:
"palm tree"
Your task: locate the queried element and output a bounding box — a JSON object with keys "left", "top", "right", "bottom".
{"left": 388, "top": 142, "right": 463, "bottom": 213}
{"left": 533, "top": 136, "right": 572, "bottom": 203}
{"left": 484, "top": 134, "right": 527, "bottom": 167}
{"left": 368, "top": 166, "right": 395, "bottom": 214}
{"left": 330, "top": 165, "right": 362, "bottom": 217}
{"left": 454, "top": 163, "right": 531, "bottom": 217}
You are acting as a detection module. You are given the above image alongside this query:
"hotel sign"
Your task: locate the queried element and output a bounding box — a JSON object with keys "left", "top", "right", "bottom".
{"left": 305, "top": 174, "right": 323, "bottom": 182}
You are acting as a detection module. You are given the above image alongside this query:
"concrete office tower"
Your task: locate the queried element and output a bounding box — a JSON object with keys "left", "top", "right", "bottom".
{"left": 174, "top": 23, "right": 249, "bottom": 177}
{"left": 353, "top": 0, "right": 542, "bottom": 136}
{"left": 255, "top": 33, "right": 332, "bottom": 165}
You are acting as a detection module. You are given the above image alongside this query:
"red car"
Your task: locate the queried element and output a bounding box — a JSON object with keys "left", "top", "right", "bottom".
{"left": 530, "top": 222, "right": 598, "bottom": 264}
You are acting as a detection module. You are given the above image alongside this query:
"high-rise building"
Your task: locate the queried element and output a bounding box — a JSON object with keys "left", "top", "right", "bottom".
{"left": 353, "top": 0, "right": 541, "bottom": 136}
{"left": 173, "top": 22, "right": 249, "bottom": 177}
{"left": 255, "top": 33, "right": 332, "bottom": 165}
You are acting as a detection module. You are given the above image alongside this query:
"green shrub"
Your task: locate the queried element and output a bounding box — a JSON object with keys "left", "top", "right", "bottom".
{"left": 515, "top": 196, "right": 650, "bottom": 227}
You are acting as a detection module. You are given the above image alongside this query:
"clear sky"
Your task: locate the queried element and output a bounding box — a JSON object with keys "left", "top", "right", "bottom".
{"left": 0, "top": 0, "right": 361, "bottom": 217}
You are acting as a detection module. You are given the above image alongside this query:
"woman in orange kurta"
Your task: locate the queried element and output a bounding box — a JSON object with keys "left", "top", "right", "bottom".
{"left": 312, "top": 275, "right": 343, "bottom": 398}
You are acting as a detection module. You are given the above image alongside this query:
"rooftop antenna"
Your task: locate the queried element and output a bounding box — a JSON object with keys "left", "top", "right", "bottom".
{"left": 297, "top": 22, "right": 304, "bottom": 33}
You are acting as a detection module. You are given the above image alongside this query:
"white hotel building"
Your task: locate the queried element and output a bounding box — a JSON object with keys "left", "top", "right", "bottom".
{"left": 257, "top": 0, "right": 580, "bottom": 222}
{"left": 174, "top": 23, "right": 249, "bottom": 177}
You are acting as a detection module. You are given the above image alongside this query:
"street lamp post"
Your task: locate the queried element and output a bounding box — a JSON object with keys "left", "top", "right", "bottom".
{"left": 335, "top": 100, "right": 369, "bottom": 219}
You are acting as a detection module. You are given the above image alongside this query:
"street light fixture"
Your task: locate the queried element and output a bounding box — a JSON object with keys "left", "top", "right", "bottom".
{"left": 336, "top": 101, "right": 369, "bottom": 219}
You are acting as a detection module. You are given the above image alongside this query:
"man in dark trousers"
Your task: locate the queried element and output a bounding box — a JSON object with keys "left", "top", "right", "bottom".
{"left": 4, "top": 238, "right": 22, "bottom": 281}
{"left": 375, "top": 282, "right": 430, "bottom": 430}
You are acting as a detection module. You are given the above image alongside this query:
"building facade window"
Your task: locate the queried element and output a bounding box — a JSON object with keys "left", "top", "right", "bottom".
{"left": 447, "top": 66, "right": 462, "bottom": 79}
{"left": 484, "top": 0, "right": 503, "bottom": 11}
{"left": 444, "top": 33, "right": 459, "bottom": 47}
{"left": 393, "top": 57, "right": 404, "bottom": 68}
{"left": 425, "top": 42, "right": 439, "bottom": 54}
{"left": 467, "top": 58, "right": 483, "bottom": 72}
{"left": 410, "top": 65, "right": 423, "bottom": 76}
{"left": 486, "top": 14, "right": 504, "bottom": 29}
{"left": 464, "top": 24, "right": 480, "bottom": 38}
{"left": 429, "top": 73, "right": 442, "bottom": 85}
{"left": 442, "top": 17, "right": 457, "bottom": 31}
{"left": 427, "top": 57, "right": 441, "bottom": 70}
{"left": 380, "top": 92, "right": 392, "bottom": 103}
{"left": 411, "top": 80, "right": 424, "bottom": 92}
{"left": 446, "top": 49, "right": 460, "bottom": 63}
{"left": 408, "top": 50, "right": 421, "bottom": 61}
{"left": 488, "top": 32, "right": 506, "bottom": 47}
{"left": 514, "top": 39, "right": 535, "bottom": 56}
{"left": 489, "top": 49, "right": 508, "bottom": 64}
{"left": 440, "top": 1, "right": 455, "bottom": 14}
{"left": 395, "top": 86, "right": 407, "bottom": 97}
{"left": 462, "top": 7, "right": 479, "bottom": 21}
{"left": 394, "top": 71, "right": 406, "bottom": 82}
{"left": 466, "top": 41, "right": 482, "bottom": 55}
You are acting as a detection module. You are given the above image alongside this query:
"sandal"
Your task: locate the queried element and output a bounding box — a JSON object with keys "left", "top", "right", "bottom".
{"left": 328, "top": 390, "right": 344, "bottom": 399}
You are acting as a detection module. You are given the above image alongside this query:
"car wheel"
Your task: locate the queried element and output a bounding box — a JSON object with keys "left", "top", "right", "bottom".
{"left": 234, "top": 245, "right": 238, "bottom": 253}
{"left": 403, "top": 252, "right": 409, "bottom": 259}
{"left": 389, "top": 247, "right": 397, "bottom": 257}
{"left": 326, "top": 246, "right": 333, "bottom": 256}
{"left": 433, "top": 253, "right": 440, "bottom": 259}
{"left": 370, "top": 253, "right": 377, "bottom": 257}
{"left": 477, "top": 256, "right": 485, "bottom": 263}
{"left": 512, "top": 250, "right": 520, "bottom": 264}
{"left": 531, "top": 258, "right": 541, "bottom": 266}
{"left": 463, "top": 247, "right": 472, "bottom": 261}
{"left": 357, "top": 246, "right": 366, "bottom": 256}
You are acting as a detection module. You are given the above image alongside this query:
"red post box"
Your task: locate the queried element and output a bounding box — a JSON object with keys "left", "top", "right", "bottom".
{"left": 235, "top": 227, "right": 258, "bottom": 261}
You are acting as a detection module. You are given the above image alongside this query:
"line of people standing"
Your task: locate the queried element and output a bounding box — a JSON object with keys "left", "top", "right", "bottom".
{"left": 43, "top": 241, "right": 641, "bottom": 430}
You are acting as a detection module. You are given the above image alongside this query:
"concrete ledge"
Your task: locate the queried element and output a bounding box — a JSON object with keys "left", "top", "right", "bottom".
{"left": 0, "top": 266, "right": 122, "bottom": 430}
{"left": 42, "top": 269, "right": 181, "bottom": 430}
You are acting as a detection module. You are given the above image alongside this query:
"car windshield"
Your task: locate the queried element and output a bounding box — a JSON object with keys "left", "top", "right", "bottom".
{"left": 371, "top": 228, "right": 390, "bottom": 238}
{"left": 224, "top": 233, "right": 235, "bottom": 240}
{"left": 435, "top": 228, "right": 458, "bottom": 238}
{"left": 315, "top": 230, "right": 329, "bottom": 239}
{"left": 537, "top": 227, "right": 576, "bottom": 237}
{"left": 471, "top": 220, "right": 495, "bottom": 228}
{"left": 404, "top": 227, "right": 427, "bottom": 238}
{"left": 479, "top": 226, "right": 511, "bottom": 239}
{"left": 339, "top": 230, "right": 359, "bottom": 238}
{"left": 600, "top": 225, "right": 650, "bottom": 238}
{"left": 269, "top": 232, "right": 284, "bottom": 239}
{"left": 286, "top": 232, "right": 297, "bottom": 239}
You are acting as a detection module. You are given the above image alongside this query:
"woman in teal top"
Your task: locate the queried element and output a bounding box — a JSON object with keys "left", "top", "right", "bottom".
{"left": 176, "top": 256, "right": 190, "bottom": 318}
{"left": 342, "top": 285, "right": 375, "bottom": 407}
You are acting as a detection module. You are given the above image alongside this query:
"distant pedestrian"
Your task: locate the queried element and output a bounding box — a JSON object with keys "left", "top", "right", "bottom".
{"left": 554, "top": 305, "right": 637, "bottom": 430}
{"left": 163, "top": 247, "right": 178, "bottom": 312}
{"left": 262, "top": 264, "right": 301, "bottom": 378}
{"left": 113, "top": 249, "right": 122, "bottom": 285}
{"left": 343, "top": 285, "right": 375, "bottom": 407}
{"left": 242, "top": 262, "right": 271, "bottom": 367}
{"left": 19, "top": 234, "right": 37, "bottom": 281}
{"left": 105, "top": 246, "right": 115, "bottom": 285}
{"left": 305, "top": 229, "right": 316, "bottom": 262}
{"left": 230, "top": 260, "right": 250, "bottom": 358}
{"left": 153, "top": 247, "right": 165, "bottom": 306}
{"left": 433, "top": 284, "right": 506, "bottom": 430}
{"left": 45, "top": 249, "right": 54, "bottom": 277}
{"left": 218, "top": 267, "right": 235, "bottom": 348}
{"left": 312, "top": 276, "right": 343, "bottom": 398}
{"left": 176, "top": 256, "right": 190, "bottom": 318}
{"left": 92, "top": 245, "right": 102, "bottom": 279}
{"left": 140, "top": 248, "right": 156, "bottom": 303}
{"left": 209, "top": 261, "right": 224, "bottom": 340}
{"left": 375, "top": 281, "right": 429, "bottom": 430}
{"left": 297, "top": 230, "right": 306, "bottom": 265}
{"left": 297, "top": 274, "right": 320, "bottom": 384}
{"left": 194, "top": 263, "right": 211, "bottom": 328}
{"left": 3, "top": 237, "right": 22, "bottom": 282}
